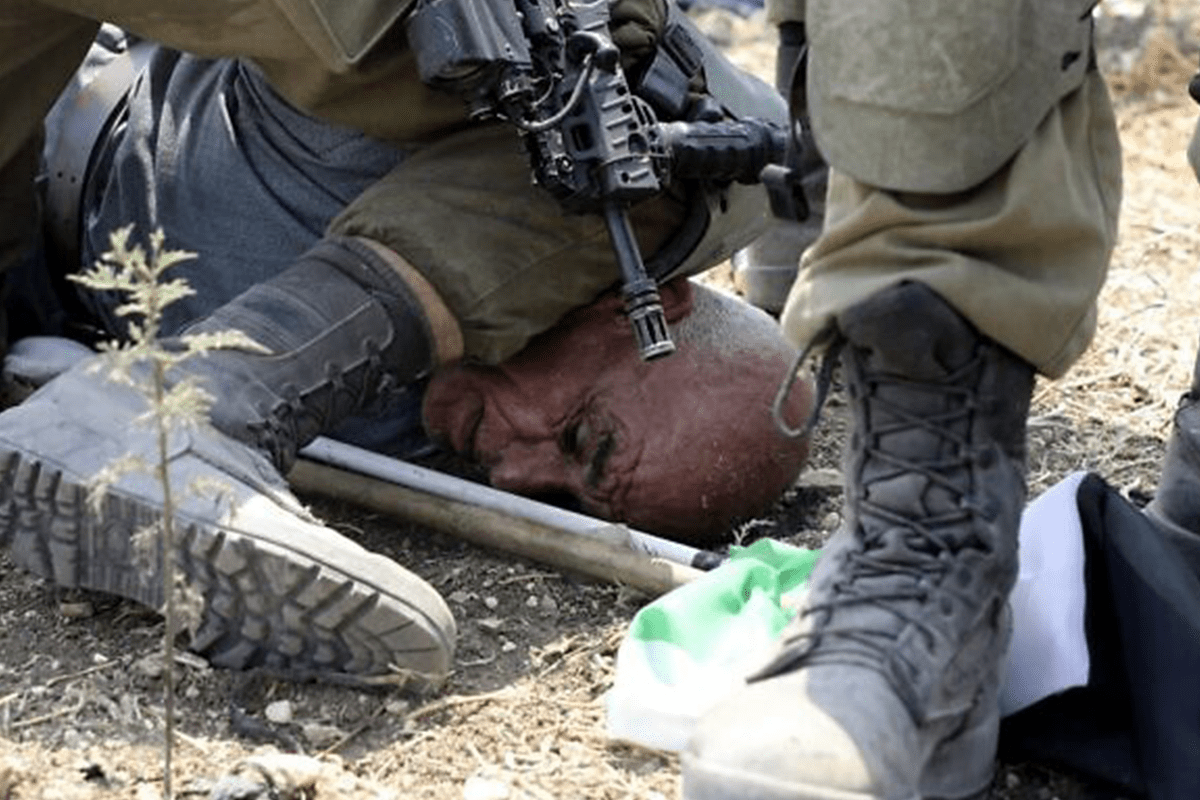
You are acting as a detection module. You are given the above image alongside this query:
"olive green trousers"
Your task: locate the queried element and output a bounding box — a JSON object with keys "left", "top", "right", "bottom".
{"left": 783, "top": 71, "right": 1122, "bottom": 378}
{"left": 766, "top": 0, "right": 1122, "bottom": 377}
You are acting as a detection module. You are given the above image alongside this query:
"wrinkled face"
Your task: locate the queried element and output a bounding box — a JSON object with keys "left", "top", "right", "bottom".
{"left": 422, "top": 280, "right": 812, "bottom": 543}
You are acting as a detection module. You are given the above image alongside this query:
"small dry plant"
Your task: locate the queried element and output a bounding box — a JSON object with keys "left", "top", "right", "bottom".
{"left": 69, "top": 225, "right": 262, "bottom": 798}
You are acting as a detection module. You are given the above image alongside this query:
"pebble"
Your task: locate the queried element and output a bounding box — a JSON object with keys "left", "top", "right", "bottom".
{"left": 59, "top": 729, "right": 85, "bottom": 750}
{"left": 483, "top": 596, "right": 499, "bottom": 610}
{"left": 462, "top": 775, "right": 510, "bottom": 800}
{"left": 133, "top": 783, "right": 162, "bottom": 800}
{"left": 265, "top": 699, "right": 293, "bottom": 724}
{"left": 300, "top": 722, "right": 346, "bottom": 750}
{"left": 133, "top": 655, "right": 164, "bottom": 679}
{"left": 208, "top": 774, "right": 265, "bottom": 800}
{"left": 58, "top": 601, "right": 94, "bottom": 620}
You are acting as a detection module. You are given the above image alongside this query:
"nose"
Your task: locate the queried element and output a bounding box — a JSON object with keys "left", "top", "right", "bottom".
{"left": 489, "top": 440, "right": 577, "bottom": 497}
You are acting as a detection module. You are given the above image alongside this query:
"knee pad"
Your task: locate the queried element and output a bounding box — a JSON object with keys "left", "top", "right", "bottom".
{"left": 806, "top": 0, "right": 1096, "bottom": 192}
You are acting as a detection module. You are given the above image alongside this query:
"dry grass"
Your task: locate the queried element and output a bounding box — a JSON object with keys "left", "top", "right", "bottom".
{"left": 0, "top": 5, "right": 1197, "bottom": 800}
{"left": 1031, "top": 29, "right": 1200, "bottom": 494}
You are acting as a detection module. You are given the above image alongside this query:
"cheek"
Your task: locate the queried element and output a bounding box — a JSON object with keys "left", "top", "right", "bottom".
{"left": 422, "top": 380, "right": 483, "bottom": 454}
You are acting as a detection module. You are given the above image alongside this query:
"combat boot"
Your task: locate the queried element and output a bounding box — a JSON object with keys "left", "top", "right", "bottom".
{"left": 1146, "top": 341, "right": 1200, "bottom": 572}
{"left": 683, "top": 281, "right": 1034, "bottom": 800}
{"left": 0, "top": 237, "right": 456, "bottom": 681}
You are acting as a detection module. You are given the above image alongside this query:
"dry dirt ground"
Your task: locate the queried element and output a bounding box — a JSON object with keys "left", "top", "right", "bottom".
{"left": 2, "top": 4, "right": 1200, "bottom": 800}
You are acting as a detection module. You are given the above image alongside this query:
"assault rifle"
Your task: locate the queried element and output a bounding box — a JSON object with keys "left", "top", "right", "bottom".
{"left": 407, "top": 0, "right": 803, "bottom": 360}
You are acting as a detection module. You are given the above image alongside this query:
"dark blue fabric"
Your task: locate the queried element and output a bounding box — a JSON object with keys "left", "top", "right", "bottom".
{"left": 1000, "top": 473, "right": 1200, "bottom": 800}
{"left": 31, "top": 33, "right": 432, "bottom": 460}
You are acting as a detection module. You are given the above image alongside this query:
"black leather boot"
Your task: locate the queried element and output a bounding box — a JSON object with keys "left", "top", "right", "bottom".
{"left": 1146, "top": 342, "right": 1200, "bottom": 573}
{"left": 0, "top": 237, "right": 456, "bottom": 681}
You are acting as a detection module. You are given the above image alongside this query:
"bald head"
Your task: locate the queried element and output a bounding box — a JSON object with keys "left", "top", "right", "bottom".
{"left": 423, "top": 278, "right": 813, "bottom": 543}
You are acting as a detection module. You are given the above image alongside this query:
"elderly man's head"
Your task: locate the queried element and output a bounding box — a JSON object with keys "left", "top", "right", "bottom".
{"left": 422, "top": 279, "right": 813, "bottom": 543}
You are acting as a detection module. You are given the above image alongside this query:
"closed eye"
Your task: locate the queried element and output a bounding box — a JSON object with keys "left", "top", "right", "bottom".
{"left": 585, "top": 432, "right": 616, "bottom": 488}
{"left": 560, "top": 417, "right": 592, "bottom": 458}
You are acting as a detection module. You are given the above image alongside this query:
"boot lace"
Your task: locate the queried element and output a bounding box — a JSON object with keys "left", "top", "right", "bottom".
{"left": 759, "top": 334, "right": 997, "bottom": 679}
{"left": 243, "top": 340, "right": 394, "bottom": 471}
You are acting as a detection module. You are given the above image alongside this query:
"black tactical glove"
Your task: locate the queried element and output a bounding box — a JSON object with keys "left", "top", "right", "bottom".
{"left": 609, "top": 0, "right": 668, "bottom": 71}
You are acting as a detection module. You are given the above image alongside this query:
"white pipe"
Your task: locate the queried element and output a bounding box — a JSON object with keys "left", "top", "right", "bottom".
{"left": 299, "top": 436, "right": 723, "bottom": 570}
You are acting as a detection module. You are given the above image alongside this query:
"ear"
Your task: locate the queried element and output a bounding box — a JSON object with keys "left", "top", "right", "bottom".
{"left": 658, "top": 277, "right": 695, "bottom": 324}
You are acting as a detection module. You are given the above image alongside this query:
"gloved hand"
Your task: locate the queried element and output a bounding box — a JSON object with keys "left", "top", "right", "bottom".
{"left": 609, "top": 0, "right": 668, "bottom": 70}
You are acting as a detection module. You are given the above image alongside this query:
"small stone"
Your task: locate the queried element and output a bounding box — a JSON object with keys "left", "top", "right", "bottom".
{"left": 264, "top": 700, "right": 293, "bottom": 724}
{"left": 133, "top": 783, "right": 162, "bottom": 800}
{"left": 300, "top": 722, "right": 346, "bottom": 750}
{"left": 1005, "top": 772, "right": 1021, "bottom": 790}
{"left": 208, "top": 774, "right": 265, "bottom": 800}
{"left": 821, "top": 511, "right": 841, "bottom": 532}
{"left": 525, "top": 595, "right": 539, "bottom": 609}
{"left": 92, "top": 653, "right": 109, "bottom": 665}
{"left": 795, "top": 468, "right": 844, "bottom": 491}
{"left": 476, "top": 617, "right": 505, "bottom": 632}
{"left": 223, "top": 753, "right": 322, "bottom": 799}
{"left": 448, "top": 590, "right": 472, "bottom": 604}
{"left": 463, "top": 775, "right": 510, "bottom": 800}
{"left": 132, "top": 655, "right": 164, "bottom": 679}
{"left": 60, "top": 729, "right": 85, "bottom": 750}
{"left": 539, "top": 595, "right": 558, "bottom": 615}
{"left": 58, "top": 601, "right": 93, "bottom": 620}
{"left": 501, "top": 640, "right": 517, "bottom": 653}
{"left": 173, "top": 650, "right": 211, "bottom": 671}
{"left": 483, "top": 596, "right": 499, "bottom": 610}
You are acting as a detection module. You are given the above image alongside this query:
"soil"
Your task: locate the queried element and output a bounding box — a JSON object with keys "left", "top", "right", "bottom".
{"left": 2, "top": 4, "right": 1199, "bottom": 799}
